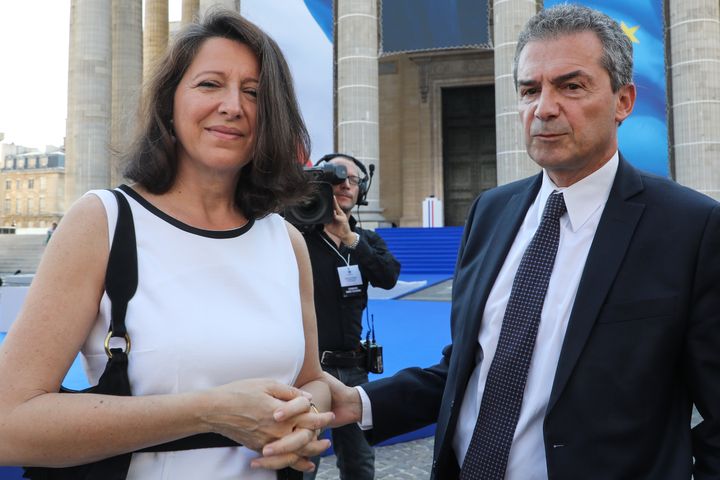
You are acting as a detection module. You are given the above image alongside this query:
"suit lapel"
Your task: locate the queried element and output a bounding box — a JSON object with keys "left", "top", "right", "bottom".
{"left": 455, "top": 176, "right": 541, "bottom": 366}
{"left": 547, "top": 158, "right": 645, "bottom": 413}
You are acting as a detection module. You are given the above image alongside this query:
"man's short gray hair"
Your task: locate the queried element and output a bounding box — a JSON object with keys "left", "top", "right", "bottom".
{"left": 513, "top": 4, "right": 633, "bottom": 92}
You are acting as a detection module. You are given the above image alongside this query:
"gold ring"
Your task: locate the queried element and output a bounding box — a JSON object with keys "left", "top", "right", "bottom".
{"left": 309, "top": 402, "right": 321, "bottom": 439}
{"left": 104, "top": 331, "right": 131, "bottom": 358}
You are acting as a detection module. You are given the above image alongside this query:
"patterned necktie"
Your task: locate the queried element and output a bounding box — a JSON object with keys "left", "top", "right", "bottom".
{"left": 460, "top": 192, "right": 567, "bottom": 480}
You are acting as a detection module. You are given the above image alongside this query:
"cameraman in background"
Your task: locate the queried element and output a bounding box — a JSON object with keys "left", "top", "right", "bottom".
{"left": 303, "top": 153, "right": 400, "bottom": 480}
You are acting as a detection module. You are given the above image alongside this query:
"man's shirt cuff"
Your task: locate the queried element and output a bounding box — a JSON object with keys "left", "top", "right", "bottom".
{"left": 355, "top": 386, "right": 373, "bottom": 430}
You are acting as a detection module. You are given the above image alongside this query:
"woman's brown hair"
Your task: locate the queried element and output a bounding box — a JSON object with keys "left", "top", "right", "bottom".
{"left": 122, "top": 8, "right": 311, "bottom": 218}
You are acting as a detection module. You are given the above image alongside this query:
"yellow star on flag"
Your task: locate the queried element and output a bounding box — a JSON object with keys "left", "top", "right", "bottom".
{"left": 621, "top": 21, "right": 640, "bottom": 43}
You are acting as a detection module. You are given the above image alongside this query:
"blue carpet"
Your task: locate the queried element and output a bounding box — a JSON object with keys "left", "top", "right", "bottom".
{"left": 319, "top": 297, "right": 451, "bottom": 455}
{"left": 361, "top": 298, "right": 450, "bottom": 446}
{"left": 0, "top": 335, "right": 20, "bottom": 477}
{"left": 363, "top": 299, "right": 451, "bottom": 379}
{"left": 0, "top": 332, "right": 90, "bottom": 390}
{"left": 0, "top": 467, "right": 22, "bottom": 480}
{"left": 0, "top": 333, "right": 88, "bottom": 478}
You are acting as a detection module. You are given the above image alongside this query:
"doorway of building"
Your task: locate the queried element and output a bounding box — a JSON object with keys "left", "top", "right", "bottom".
{"left": 442, "top": 85, "right": 497, "bottom": 226}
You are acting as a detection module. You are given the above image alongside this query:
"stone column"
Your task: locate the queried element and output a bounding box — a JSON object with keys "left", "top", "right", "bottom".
{"left": 493, "top": 0, "right": 538, "bottom": 185}
{"left": 65, "top": 0, "right": 113, "bottom": 208}
{"left": 182, "top": 0, "right": 200, "bottom": 25}
{"left": 668, "top": 0, "right": 720, "bottom": 200}
{"left": 111, "top": 0, "right": 142, "bottom": 187}
{"left": 143, "top": 0, "right": 168, "bottom": 81}
{"left": 337, "top": 0, "right": 385, "bottom": 223}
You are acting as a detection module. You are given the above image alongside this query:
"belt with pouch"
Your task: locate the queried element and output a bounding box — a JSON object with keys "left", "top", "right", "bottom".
{"left": 321, "top": 349, "right": 367, "bottom": 368}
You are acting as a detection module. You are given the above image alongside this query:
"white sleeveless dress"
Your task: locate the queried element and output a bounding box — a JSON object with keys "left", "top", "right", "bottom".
{"left": 81, "top": 187, "right": 306, "bottom": 479}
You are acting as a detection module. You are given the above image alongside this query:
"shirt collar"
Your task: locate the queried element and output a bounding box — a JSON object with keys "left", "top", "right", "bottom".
{"left": 537, "top": 152, "right": 619, "bottom": 232}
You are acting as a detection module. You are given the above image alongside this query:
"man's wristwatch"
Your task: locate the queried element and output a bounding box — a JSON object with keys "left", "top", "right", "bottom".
{"left": 345, "top": 232, "right": 360, "bottom": 249}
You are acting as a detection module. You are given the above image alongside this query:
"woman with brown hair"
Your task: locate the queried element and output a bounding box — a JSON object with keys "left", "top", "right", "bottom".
{"left": 0, "top": 9, "right": 331, "bottom": 479}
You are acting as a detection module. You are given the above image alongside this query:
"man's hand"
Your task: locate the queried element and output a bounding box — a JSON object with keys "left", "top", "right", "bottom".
{"left": 322, "top": 371, "right": 363, "bottom": 428}
{"left": 324, "top": 198, "right": 356, "bottom": 246}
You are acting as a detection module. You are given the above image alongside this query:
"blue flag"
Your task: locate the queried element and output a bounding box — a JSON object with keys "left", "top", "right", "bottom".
{"left": 543, "top": 0, "right": 669, "bottom": 176}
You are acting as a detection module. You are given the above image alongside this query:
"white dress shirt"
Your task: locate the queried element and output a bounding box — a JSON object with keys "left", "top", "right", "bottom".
{"left": 358, "top": 152, "right": 619, "bottom": 480}
{"left": 452, "top": 153, "right": 619, "bottom": 478}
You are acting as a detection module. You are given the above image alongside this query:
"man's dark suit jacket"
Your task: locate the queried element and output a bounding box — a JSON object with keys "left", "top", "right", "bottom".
{"left": 363, "top": 157, "right": 720, "bottom": 479}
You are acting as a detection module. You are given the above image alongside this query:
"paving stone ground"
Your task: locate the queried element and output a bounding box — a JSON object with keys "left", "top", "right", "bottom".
{"left": 315, "top": 436, "right": 434, "bottom": 479}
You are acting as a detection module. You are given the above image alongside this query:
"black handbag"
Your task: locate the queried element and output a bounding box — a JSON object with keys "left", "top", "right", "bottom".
{"left": 23, "top": 190, "right": 301, "bottom": 480}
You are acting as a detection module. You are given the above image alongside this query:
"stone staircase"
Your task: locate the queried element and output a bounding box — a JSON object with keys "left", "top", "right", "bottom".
{"left": 0, "top": 234, "right": 47, "bottom": 275}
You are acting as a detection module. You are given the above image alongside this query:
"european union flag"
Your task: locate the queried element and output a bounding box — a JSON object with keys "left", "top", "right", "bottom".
{"left": 544, "top": 0, "right": 669, "bottom": 176}
{"left": 303, "top": 0, "right": 333, "bottom": 42}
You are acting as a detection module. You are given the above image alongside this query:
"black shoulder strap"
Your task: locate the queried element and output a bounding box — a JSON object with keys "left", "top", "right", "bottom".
{"left": 105, "top": 190, "right": 243, "bottom": 453}
{"left": 100, "top": 190, "right": 299, "bottom": 477}
{"left": 106, "top": 190, "right": 138, "bottom": 338}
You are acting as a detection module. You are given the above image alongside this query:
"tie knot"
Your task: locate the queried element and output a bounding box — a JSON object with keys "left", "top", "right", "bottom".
{"left": 543, "top": 192, "right": 566, "bottom": 221}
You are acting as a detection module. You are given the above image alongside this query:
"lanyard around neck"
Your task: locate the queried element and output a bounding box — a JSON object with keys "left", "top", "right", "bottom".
{"left": 321, "top": 234, "right": 351, "bottom": 267}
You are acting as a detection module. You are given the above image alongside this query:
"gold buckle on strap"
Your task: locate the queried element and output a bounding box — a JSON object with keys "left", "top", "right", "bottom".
{"left": 104, "top": 331, "right": 131, "bottom": 358}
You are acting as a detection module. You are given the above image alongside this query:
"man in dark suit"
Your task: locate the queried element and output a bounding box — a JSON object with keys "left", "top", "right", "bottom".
{"left": 319, "top": 4, "right": 720, "bottom": 479}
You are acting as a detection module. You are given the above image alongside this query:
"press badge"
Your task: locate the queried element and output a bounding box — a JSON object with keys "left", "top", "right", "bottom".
{"left": 338, "top": 265, "right": 363, "bottom": 298}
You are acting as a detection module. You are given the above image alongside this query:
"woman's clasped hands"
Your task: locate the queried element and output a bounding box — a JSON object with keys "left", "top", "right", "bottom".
{"left": 202, "top": 379, "right": 334, "bottom": 472}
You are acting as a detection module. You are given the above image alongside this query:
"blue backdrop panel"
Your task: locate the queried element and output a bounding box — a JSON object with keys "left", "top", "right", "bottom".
{"left": 381, "top": 0, "right": 490, "bottom": 53}
{"left": 543, "top": 0, "right": 669, "bottom": 176}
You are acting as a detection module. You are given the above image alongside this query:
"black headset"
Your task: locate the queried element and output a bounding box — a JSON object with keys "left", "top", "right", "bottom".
{"left": 315, "top": 153, "right": 373, "bottom": 206}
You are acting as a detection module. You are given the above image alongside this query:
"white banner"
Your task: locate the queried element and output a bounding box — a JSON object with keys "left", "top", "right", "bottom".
{"left": 241, "top": 0, "right": 333, "bottom": 162}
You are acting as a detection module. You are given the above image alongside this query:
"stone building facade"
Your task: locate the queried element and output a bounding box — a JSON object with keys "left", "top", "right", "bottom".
{"left": 377, "top": 0, "right": 720, "bottom": 226}
{"left": 1, "top": 149, "right": 65, "bottom": 229}
{"left": 379, "top": 50, "right": 496, "bottom": 226}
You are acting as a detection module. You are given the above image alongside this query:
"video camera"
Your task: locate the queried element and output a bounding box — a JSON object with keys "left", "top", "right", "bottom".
{"left": 284, "top": 163, "right": 348, "bottom": 227}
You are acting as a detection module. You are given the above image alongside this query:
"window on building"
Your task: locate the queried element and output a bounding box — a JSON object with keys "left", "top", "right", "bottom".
{"left": 3, "top": 198, "right": 10, "bottom": 213}
{"left": 4, "top": 159, "right": 12, "bottom": 169}
{"left": 16, "top": 180, "right": 21, "bottom": 190}
{"left": 40, "top": 156, "right": 48, "bottom": 168}
{"left": 17, "top": 159, "right": 25, "bottom": 169}
{"left": 15, "top": 199, "right": 21, "bottom": 214}
{"left": 39, "top": 196, "right": 45, "bottom": 213}
{"left": 28, "top": 157, "right": 37, "bottom": 168}
{"left": 4, "top": 180, "right": 10, "bottom": 190}
{"left": 39, "top": 177, "right": 47, "bottom": 189}
{"left": 28, "top": 179, "right": 34, "bottom": 189}
{"left": 27, "top": 198, "right": 34, "bottom": 214}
